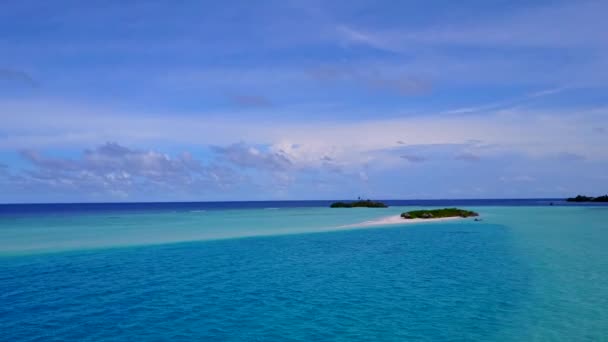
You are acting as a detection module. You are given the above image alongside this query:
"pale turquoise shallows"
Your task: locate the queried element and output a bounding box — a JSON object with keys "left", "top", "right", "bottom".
{"left": 1, "top": 205, "right": 608, "bottom": 341}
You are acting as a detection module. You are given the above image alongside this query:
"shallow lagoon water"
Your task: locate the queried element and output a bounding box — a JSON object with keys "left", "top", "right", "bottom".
{"left": 1, "top": 203, "right": 607, "bottom": 341}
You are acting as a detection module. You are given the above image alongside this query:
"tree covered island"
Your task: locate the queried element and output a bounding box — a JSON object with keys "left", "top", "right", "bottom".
{"left": 566, "top": 195, "right": 608, "bottom": 202}
{"left": 401, "top": 208, "right": 479, "bottom": 219}
{"left": 330, "top": 200, "right": 388, "bottom": 208}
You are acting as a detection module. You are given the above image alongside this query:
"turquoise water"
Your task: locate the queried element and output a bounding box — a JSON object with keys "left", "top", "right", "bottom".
{"left": 1, "top": 205, "right": 608, "bottom": 340}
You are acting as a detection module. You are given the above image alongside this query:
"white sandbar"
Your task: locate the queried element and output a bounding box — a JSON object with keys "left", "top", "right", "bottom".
{"left": 340, "top": 215, "right": 462, "bottom": 228}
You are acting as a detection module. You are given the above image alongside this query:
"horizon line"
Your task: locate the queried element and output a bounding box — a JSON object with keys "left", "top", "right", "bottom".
{"left": 0, "top": 197, "right": 568, "bottom": 206}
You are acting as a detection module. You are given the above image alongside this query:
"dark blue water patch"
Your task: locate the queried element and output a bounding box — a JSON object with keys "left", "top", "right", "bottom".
{"left": 0, "top": 198, "right": 587, "bottom": 217}
{"left": 0, "top": 222, "right": 530, "bottom": 341}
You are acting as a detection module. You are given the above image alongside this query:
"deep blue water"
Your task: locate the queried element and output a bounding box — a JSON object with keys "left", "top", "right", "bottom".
{"left": 2, "top": 202, "right": 608, "bottom": 341}
{"left": 0, "top": 198, "right": 577, "bottom": 216}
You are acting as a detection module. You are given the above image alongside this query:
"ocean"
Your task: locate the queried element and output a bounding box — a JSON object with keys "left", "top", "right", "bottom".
{"left": 1, "top": 200, "right": 607, "bottom": 341}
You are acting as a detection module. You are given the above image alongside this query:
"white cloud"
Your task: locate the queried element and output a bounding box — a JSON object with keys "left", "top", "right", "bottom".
{"left": 455, "top": 152, "right": 481, "bottom": 162}
{"left": 2, "top": 99, "right": 608, "bottom": 165}
{"left": 11, "top": 142, "right": 237, "bottom": 199}
{"left": 400, "top": 155, "right": 426, "bottom": 163}
{"left": 337, "top": 1, "right": 608, "bottom": 50}
{"left": 212, "top": 142, "right": 292, "bottom": 171}
{"left": 308, "top": 65, "right": 432, "bottom": 96}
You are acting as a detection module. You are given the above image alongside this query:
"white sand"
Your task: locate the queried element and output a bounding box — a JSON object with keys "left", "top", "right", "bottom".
{"left": 339, "top": 215, "right": 462, "bottom": 228}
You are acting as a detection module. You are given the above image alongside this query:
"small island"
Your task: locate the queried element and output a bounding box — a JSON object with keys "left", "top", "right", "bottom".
{"left": 566, "top": 195, "right": 608, "bottom": 203}
{"left": 330, "top": 200, "right": 388, "bottom": 208}
{"left": 401, "top": 208, "right": 479, "bottom": 219}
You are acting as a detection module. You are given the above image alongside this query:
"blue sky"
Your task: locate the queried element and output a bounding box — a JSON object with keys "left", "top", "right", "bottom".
{"left": 1, "top": 0, "right": 607, "bottom": 202}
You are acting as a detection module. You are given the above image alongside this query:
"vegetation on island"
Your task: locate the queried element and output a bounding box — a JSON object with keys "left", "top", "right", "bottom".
{"left": 330, "top": 200, "right": 388, "bottom": 208}
{"left": 401, "top": 208, "right": 479, "bottom": 219}
{"left": 566, "top": 195, "right": 608, "bottom": 202}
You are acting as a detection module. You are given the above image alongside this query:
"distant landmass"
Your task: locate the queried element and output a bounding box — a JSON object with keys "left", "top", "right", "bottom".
{"left": 330, "top": 200, "right": 388, "bottom": 208}
{"left": 566, "top": 195, "right": 608, "bottom": 202}
{"left": 401, "top": 208, "right": 479, "bottom": 219}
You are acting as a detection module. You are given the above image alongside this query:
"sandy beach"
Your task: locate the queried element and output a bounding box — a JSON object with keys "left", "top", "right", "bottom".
{"left": 340, "top": 214, "right": 463, "bottom": 228}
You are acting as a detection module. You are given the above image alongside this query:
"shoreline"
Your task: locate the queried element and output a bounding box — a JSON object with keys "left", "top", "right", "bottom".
{"left": 339, "top": 215, "right": 463, "bottom": 228}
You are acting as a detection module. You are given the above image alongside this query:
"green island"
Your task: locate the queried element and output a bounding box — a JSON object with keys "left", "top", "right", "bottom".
{"left": 330, "top": 200, "right": 388, "bottom": 208}
{"left": 566, "top": 195, "right": 608, "bottom": 203}
{"left": 401, "top": 208, "right": 479, "bottom": 219}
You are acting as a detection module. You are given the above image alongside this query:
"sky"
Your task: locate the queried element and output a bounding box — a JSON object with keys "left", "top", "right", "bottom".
{"left": 1, "top": 0, "right": 607, "bottom": 203}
